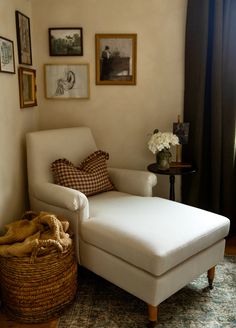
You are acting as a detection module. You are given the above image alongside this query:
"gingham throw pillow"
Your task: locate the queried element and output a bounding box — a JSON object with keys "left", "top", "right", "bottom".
{"left": 51, "top": 150, "right": 115, "bottom": 196}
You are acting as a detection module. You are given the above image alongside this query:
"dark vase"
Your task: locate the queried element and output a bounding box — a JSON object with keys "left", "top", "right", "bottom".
{"left": 156, "top": 148, "right": 172, "bottom": 170}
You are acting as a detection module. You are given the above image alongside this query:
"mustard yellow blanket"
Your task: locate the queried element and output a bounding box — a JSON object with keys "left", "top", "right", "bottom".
{"left": 0, "top": 211, "right": 72, "bottom": 258}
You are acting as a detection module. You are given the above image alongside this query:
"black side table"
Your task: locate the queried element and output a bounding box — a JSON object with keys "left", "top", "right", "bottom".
{"left": 147, "top": 163, "right": 197, "bottom": 201}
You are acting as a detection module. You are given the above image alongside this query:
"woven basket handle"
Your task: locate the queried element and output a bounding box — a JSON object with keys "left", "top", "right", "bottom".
{"left": 30, "top": 239, "right": 64, "bottom": 262}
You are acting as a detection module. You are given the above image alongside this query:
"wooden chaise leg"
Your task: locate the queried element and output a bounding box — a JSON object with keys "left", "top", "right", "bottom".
{"left": 147, "top": 304, "right": 158, "bottom": 327}
{"left": 207, "top": 266, "right": 215, "bottom": 289}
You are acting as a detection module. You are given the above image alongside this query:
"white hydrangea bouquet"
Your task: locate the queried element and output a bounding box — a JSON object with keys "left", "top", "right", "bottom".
{"left": 148, "top": 130, "right": 179, "bottom": 154}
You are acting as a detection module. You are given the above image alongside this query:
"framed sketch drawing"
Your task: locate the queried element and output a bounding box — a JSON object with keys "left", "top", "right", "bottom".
{"left": 49, "top": 28, "right": 83, "bottom": 56}
{"left": 95, "top": 33, "right": 137, "bottom": 85}
{"left": 0, "top": 36, "right": 15, "bottom": 73}
{"left": 18, "top": 67, "right": 37, "bottom": 108}
{"left": 44, "top": 63, "right": 90, "bottom": 99}
{"left": 15, "top": 11, "right": 32, "bottom": 65}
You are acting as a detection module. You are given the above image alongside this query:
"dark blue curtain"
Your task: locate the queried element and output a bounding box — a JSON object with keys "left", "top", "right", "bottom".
{"left": 182, "top": 0, "right": 236, "bottom": 235}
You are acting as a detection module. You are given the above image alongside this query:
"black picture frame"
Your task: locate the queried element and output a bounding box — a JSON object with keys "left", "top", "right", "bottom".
{"left": 173, "top": 122, "right": 190, "bottom": 145}
{"left": 0, "top": 36, "right": 15, "bottom": 74}
{"left": 49, "top": 28, "right": 83, "bottom": 56}
{"left": 15, "top": 10, "right": 32, "bottom": 65}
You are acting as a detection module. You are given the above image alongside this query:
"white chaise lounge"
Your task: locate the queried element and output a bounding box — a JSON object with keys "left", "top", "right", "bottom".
{"left": 26, "top": 127, "right": 230, "bottom": 327}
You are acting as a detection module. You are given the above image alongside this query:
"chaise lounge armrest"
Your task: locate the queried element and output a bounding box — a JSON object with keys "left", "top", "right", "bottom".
{"left": 108, "top": 167, "right": 157, "bottom": 197}
{"left": 31, "top": 182, "right": 89, "bottom": 212}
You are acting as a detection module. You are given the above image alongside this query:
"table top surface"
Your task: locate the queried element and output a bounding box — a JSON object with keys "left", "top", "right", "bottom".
{"left": 147, "top": 163, "right": 197, "bottom": 176}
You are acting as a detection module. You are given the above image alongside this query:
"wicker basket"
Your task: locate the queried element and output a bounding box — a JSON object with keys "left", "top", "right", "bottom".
{"left": 0, "top": 245, "right": 77, "bottom": 323}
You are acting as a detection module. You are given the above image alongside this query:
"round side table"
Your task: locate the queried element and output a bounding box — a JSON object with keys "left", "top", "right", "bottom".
{"left": 147, "top": 163, "right": 197, "bottom": 201}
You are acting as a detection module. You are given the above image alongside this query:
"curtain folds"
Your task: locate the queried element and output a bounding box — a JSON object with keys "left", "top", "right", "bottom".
{"left": 182, "top": 0, "right": 236, "bottom": 234}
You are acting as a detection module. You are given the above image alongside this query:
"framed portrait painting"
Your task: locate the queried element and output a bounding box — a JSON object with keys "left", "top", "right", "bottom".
{"left": 173, "top": 122, "right": 190, "bottom": 145}
{"left": 18, "top": 67, "right": 37, "bottom": 108}
{"left": 95, "top": 33, "right": 137, "bottom": 85}
{"left": 44, "top": 63, "right": 90, "bottom": 99}
{"left": 49, "top": 28, "right": 83, "bottom": 56}
{"left": 0, "top": 36, "right": 15, "bottom": 74}
{"left": 15, "top": 10, "right": 32, "bottom": 65}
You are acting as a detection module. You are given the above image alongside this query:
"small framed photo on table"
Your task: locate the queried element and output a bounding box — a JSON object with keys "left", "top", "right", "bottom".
{"left": 15, "top": 11, "right": 32, "bottom": 65}
{"left": 44, "top": 63, "right": 90, "bottom": 99}
{"left": 0, "top": 36, "right": 15, "bottom": 73}
{"left": 48, "top": 28, "right": 83, "bottom": 56}
{"left": 173, "top": 122, "right": 190, "bottom": 145}
{"left": 18, "top": 67, "right": 37, "bottom": 108}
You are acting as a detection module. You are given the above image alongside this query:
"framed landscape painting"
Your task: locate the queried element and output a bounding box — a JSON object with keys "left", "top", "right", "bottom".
{"left": 0, "top": 36, "right": 15, "bottom": 73}
{"left": 49, "top": 28, "right": 83, "bottom": 56}
{"left": 95, "top": 33, "right": 137, "bottom": 85}
{"left": 15, "top": 11, "right": 32, "bottom": 65}
{"left": 44, "top": 63, "right": 89, "bottom": 99}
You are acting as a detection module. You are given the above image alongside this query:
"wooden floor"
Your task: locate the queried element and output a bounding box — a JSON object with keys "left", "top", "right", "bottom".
{"left": 0, "top": 315, "right": 58, "bottom": 328}
{"left": 225, "top": 235, "right": 236, "bottom": 255}
{"left": 0, "top": 236, "right": 235, "bottom": 328}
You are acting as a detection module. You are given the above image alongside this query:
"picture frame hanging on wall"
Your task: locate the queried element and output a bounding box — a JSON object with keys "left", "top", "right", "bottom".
{"left": 15, "top": 10, "right": 32, "bottom": 65}
{"left": 48, "top": 28, "right": 83, "bottom": 56}
{"left": 18, "top": 67, "right": 37, "bottom": 108}
{"left": 95, "top": 33, "right": 137, "bottom": 85}
{"left": 44, "top": 63, "right": 90, "bottom": 99}
{"left": 0, "top": 36, "right": 15, "bottom": 74}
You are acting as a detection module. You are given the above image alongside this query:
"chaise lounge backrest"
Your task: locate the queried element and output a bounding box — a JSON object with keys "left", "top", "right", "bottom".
{"left": 26, "top": 127, "right": 97, "bottom": 188}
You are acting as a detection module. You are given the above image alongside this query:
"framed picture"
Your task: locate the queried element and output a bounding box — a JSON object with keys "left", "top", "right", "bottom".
{"left": 15, "top": 10, "right": 32, "bottom": 65}
{"left": 0, "top": 36, "right": 15, "bottom": 73}
{"left": 173, "top": 122, "right": 190, "bottom": 145}
{"left": 18, "top": 67, "right": 37, "bottom": 108}
{"left": 95, "top": 33, "right": 137, "bottom": 85}
{"left": 44, "top": 63, "right": 90, "bottom": 99}
{"left": 49, "top": 28, "right": 83, "bottom": 56}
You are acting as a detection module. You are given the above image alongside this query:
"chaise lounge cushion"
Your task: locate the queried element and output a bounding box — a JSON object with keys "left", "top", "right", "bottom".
{"left": 80, "top": 191, "right": 230, "bottom": 276}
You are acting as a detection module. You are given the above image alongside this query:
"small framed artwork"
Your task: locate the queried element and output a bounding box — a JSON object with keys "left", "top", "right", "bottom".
{"left": 15, "top": 10, "right": 32, "bottom": 65}
{"left": 173, "top": 122, "right": 190, "bottom": 145}
{"left": 0, "top": 36, "right": 15, "bottom": 73}
{"left": 44, "top": 63, "right": 90, "bottom": 99}
{"left": 95, "top": 33, "right": 137, "bottom": 85}
{"left": 49, "top": 28, "right": 83, "bottom": 56}
{"left": 18, "top": 67, "right": 37, "bottom": 108}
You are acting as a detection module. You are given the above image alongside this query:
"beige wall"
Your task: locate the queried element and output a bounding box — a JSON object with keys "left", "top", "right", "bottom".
{"left": 0, "top": 0, "right": 187, "bottom": 230}
{"left": 32, "top": 0, "right": 187, "bottom": 200}
{"left": 0, "top": 0, "right": 39, "bottom": 230}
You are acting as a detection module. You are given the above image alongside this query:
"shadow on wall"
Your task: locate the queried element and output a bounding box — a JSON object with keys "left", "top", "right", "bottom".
{"left": 0, "top": 135, "right": 30, "bottom": 234}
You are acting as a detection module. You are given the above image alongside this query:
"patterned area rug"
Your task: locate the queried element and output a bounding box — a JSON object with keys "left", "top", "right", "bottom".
{"left": 58, "top": 256, "right": 236, "bottom": 328}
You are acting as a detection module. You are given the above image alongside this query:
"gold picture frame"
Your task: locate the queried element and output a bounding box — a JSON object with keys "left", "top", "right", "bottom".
{"left": 95, "top": 33, "right": 137, "bottom": 85}
{"left": 44, "top": 63, "right": 90, "bottom": 99}
{"left": 18, "top": 67, "right": 37, "bottom": 108}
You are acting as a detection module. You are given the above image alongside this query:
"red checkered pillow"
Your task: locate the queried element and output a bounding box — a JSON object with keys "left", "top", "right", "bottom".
{"left": 51, "top": 150, "right": 115, "bottom": 196}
